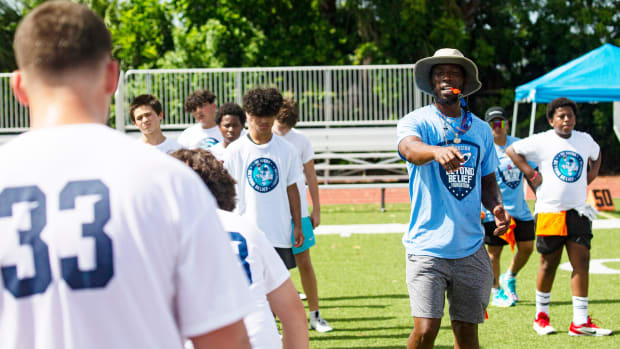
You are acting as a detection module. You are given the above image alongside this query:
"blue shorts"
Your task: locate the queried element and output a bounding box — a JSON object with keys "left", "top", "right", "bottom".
{"left": 291, "top": 216, "right": 316, "bottom": 255}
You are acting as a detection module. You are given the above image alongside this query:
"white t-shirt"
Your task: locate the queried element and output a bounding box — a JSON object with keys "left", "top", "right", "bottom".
{"left": 223, "top": 134, "right": 302, "bottom": 248}
{"left": 137, "top": 137, "right": 184, "bottom": 154}
{"left": 281, "top": 128, "right": 315, "bottom": 217}
{"left": 208, "top": 142, "right": 226, "bottom": 161}
{"left": 177, "top": 124, "right": 223, "bottom": 150}
{"left": 217, "top": 210, "right": 289, "bottom": 349}
{"left": 511, "top": 129, "right": 600, "bottom": 213}
{"left": 0, "top": 124, "right": 254, "bottom": 349}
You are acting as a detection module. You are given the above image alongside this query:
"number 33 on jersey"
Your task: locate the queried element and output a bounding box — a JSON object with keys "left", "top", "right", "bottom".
{"left": 0, "top": 179, "right": 114, "bottom": 298}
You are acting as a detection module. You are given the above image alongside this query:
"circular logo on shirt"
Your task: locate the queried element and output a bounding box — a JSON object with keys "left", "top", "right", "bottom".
{"left": 552, "top": 151, "right": 583, "bottom": 183}
{"left": 247, "top": 158, "right": 279, "bottom": 193}
{"left": 198, "top": 137, "right": 219, "bottom": 149}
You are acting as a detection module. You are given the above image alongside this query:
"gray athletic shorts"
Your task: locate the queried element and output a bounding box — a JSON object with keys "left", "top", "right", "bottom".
{"left": 406, "top": 245, "right": 493, "bottom": 324}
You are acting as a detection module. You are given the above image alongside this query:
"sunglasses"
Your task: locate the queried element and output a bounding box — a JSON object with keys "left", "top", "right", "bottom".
{"left": 489, "top": 120, "right": 506, "bottom": 129}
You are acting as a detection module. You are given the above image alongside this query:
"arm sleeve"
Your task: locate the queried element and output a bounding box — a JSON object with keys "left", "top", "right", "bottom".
{"left": 396, "top": 113, "right": 423, "bottom": 145}
{"left": 396, "top": 113, "right": 423, "bottom": 161}
{"left": 174, "top": 180, "right": 255, "bottom": 338}
{"left": 287, "top": 147, "right": 303, "bottom": 186}
{"left": 300, "top": 134, "right": 315, "bottom": 164}
{"left": 586, "top": 134, "right": 601, "bottom": 161}
{"left": 510, "top": 136, "right": 539, "bottom": 163}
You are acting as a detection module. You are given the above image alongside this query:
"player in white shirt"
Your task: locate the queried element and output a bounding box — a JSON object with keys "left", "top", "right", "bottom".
{"left": 171, "top": 149, "right": 309, "bottom": 349}
{"left": 273, "top": 98, "right": 332, "bottom": 332}
{"left": 130, "top": 94, "right": 183, "bottom": 154}
{"left": 210, "top": 102, "right": 247, "bottom": 161}
{"left": 178, "top": 89, "right": 224, "bottom": 149}
{"left": 0, "top": 3, "right": 253, "bottom": 349}
{"left": 507, "top": 97, "right": 609, "bottom": 337}
{"left": 224, "top": 87, "right": 304, "bottom": 271}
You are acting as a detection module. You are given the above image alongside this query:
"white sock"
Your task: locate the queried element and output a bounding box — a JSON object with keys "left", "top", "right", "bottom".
{"left": 506, "top": 269, "right": 516, "bottom": 278}
{"left": 536, "top": 290, "right": 551, "bottom": 316}
{"left": 572, "top": 296, "right": 588, "bottom": 325}
{"left": 310, "top": 310, "right": 320, "bottom": 320}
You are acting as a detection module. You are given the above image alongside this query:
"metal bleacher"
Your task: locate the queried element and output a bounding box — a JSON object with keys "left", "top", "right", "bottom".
{"left": 300, "top": 127, "right": 406, "bottom": 184}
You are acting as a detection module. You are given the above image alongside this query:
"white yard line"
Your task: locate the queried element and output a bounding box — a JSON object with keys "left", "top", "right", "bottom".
{"left": 598, "top": 211, "right": 615, "bottom": 219}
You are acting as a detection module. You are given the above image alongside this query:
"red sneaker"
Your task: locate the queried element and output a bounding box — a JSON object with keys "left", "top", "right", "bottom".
{"left": 533, "top": 312, "right": 556, "bottom": 335}
{"left": 569, "top": 317, "right": 612, "bottom": 336}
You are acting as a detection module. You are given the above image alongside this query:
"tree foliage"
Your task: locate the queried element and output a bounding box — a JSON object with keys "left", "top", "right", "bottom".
{"left": 3, "top": 0, "right": 620, "bottom": 172}
{"left": 0, "top": 0, "right": 21, "bottom": 72}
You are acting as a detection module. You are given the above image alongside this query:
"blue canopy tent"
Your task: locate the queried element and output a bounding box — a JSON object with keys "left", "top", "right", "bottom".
{"left": 512, "top": 43, "right": 620, "bottom": 139}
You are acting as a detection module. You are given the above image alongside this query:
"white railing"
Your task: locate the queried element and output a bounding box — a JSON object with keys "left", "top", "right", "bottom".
{"left": 0, "top": 73, "right": 29, "bottom": 132}
{"left": 2, "top": 65, "right": 432, "bottom": 133}
{"left": 115, "top": 65, "right": 430, "bottom": 131}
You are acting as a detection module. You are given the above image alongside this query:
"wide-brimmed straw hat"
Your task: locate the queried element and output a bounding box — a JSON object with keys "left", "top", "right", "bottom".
{"left": 414, "top": 48, "right": 482, "bottom": 97}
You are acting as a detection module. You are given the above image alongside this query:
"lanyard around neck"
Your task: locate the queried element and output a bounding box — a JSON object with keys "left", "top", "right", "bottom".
{"left": 433, "top": 101, "right": 472, "bottom": 136}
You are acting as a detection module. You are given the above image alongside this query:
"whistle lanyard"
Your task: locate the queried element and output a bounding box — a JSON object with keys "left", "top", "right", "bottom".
{"left": 433, "top": 98, "right": 472, "bottom": 145}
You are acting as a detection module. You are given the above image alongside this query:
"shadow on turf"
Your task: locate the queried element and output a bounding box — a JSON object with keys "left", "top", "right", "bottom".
{"left": 330, "top": 326, "right": 453, "bottom": 332}
{"left": 328, "top": 326, "right": 412, "bottom": 332}
{"left": 327, "top": 347, "right": 453, "bottom": 349}
{"left": 542, "top": 299, "right": 620, "bottom": 306}
{"left": 325, "top": 316, "right": 396, "bottom": 322}
{"left": 319, "top": 304, "right": 387, "bottom": 309}
{"left": 309, "top": 333, "right": 411, "bottom": 342}
{"left": 321, "top": 294, "right": 408, "bottom": 301}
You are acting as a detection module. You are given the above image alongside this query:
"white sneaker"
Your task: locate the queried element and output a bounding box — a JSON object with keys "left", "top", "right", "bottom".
{"left": 533, "top": 312, "right": 556, "bottom": 335}
{"left": 499, "top": 272, "right": 518, "bottom": 302}
{"left": 490, "top": 288, "right": 515, "bottom": 308}
{"left": 298, "top": 292, "right": 307, "bottom": 300}
{"left": 310, "top": 312, "right": 333, "bottom": 333}
{"left": 569, "top": 317, "right": 612, "bottom": 336}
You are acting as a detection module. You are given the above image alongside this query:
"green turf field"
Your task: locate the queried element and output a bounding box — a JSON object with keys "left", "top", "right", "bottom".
{"left": 320, "top": 198, "right": 620, "bottom": 225}
{"left": 290, "top": 225, "right": 620, "bottom": 347}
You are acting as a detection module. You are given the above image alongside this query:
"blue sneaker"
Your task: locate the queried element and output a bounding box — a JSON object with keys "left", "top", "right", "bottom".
{"left": 500, "top": 272, "right": 518, "bottom": 302}
{"left": 490, "top": 288, "right": 515, "bottom": 307}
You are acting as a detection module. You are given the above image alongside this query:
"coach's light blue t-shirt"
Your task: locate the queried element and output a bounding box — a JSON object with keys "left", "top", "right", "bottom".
{"left": 482, "top": 136, "right": 534, "bottom": 223}
{"left": 397, "top": 104, "right": 498, "bottom": 259}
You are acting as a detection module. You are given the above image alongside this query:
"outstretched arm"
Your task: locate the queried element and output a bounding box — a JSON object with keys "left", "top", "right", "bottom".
{"left": 481, "top": 173, "right": 510, "bottom": 236}
{"left": 398, "top": 135, "right": 465, "bottom": 173}
{"left": 268, "top": 278, "right": 309, "bottom": 349}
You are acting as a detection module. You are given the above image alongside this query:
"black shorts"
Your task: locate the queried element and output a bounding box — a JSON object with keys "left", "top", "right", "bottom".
{"left": 483, "top": 219, "right": 535, "bottom": 246}
{"left": 275, "top": 247, "right": 296, "bottom": 269}
{"left": 535, "top": 209, "right": 593, "bottom": 254}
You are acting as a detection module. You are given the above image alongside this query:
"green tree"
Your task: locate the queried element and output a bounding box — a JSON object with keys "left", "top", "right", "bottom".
{"left": 159, "top": 6, "right": 265, "bottom": 68}
{"left": 343, "top": 0, "right": 469, "bottom": 65}
{"left": 107, "top": 0, "right": 174, "bottom": 69}
{"left": 172, "top": 0, "right": 352, "bottom": 67}
{"left": 0, "top": 0, "right": 21, "bottom": 72}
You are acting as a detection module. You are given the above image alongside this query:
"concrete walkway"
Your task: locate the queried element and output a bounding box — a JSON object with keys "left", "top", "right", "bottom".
{"left": 315, "top": 219, "right": 620, "bottom": 236}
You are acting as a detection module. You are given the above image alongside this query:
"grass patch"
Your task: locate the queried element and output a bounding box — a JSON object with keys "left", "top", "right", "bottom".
{"left": 598, "top": 198, "right": 620, "bottom": 218}
{"left": 320, "top": 203, "right": 411, "bottom": 225}
{"left": 290, "top": 229, "right": 620, "bottom": 348}
{"left": 318, "top": 198, "right": 620, "bottom": 225}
